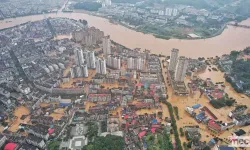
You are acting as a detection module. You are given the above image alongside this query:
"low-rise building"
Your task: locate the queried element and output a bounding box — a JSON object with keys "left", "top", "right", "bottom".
{"left": 30, "top": 116, "right": 53, "bottom": 125}
{"left": 73, "top": 111, "right": 108, "bottom": 123}
{"left": 191, "top": 140, "right": 206, "bottom": 150}
{"left": 221, "top": 122, "right": 235, "bottom": 131}
{"left": 69, "top": 136, "right": 88, "bottom": 150}
{"left": 233, "top": 113, "right": 250, "bottom": 126}
{"left": 26, "top": 134, "right": 46, "bottom": 149}
{"left": 184, "top": 126, "right": 201, "bottom": 140}
{"left": 0, "top": 134, "right": 7, "bottom": 149}
{"left": 25, "top": 124, "right": 50, "bottom": 140}
{"left": 18, "top": 143, "right": 39, "bottom": 150}
{"left": 229, "top": 105, "right": 247, "bottom": 118}
{"left": 208, "top": 120, "right": 221, "bottom": 133}
{"left": 107, "top": 115, "right": 120, "bottom": 133}
{"left": 88, "top": 94, "right": 111, "bottom": 102}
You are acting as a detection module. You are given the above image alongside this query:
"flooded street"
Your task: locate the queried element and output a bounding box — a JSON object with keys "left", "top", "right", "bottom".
{"left": 159, "top": 58, "right": 250, "bottom": 143}
{"left": 0, "top": 13, "right": 250, "bottom": 58}
{"left": 9, "top": 106, "right": 30, "bottom": 132}
{"left": 198, "top": 65, "right": 250, "bottom": 106}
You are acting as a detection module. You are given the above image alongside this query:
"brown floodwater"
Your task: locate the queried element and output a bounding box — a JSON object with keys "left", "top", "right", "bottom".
{"left": 9, "top": 106, "right": 30, "bottom": 132}
{"left": 0, "top": 12, "right": 250, "bottom": 58}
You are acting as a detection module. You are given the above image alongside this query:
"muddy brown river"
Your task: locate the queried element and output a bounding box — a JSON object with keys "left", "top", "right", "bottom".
{"left": 0, "top": 12, "right": 250, "bottom": 58}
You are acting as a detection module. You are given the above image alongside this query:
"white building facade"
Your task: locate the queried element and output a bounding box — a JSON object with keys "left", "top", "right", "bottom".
{"left": 74, "top": 49, "right": 85, "bottom": 65}
{"left": 168, "top": 48, "right": 179, "bottom": 72}
{"left": 83, "top": 50, "right": 96, "bottom": 69}
{"left": 174, "top": 56, "right": 189, "bottom": 82}
{"left": 102, "top": 36, "right": 111, "bottom": 58}
{"left": 96, "top": 58, "right": 107, "bottom": 75}
{"left": 127, "top": 57, "right": 145, "bottom": 71}
{"left": 107, "top": 55, "right": 121, "bottom": 69}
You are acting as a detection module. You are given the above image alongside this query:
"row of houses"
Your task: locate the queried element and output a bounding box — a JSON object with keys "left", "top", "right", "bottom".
{"left": 88, "top": 101, "right": 120, "bottom": 114}
{"left": 72, "top": 111, "right": 108, "bottom": 123}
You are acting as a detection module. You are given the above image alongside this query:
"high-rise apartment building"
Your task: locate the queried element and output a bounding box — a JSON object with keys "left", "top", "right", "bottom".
{"left": 72, "top": 27, "right": 104, "bottom": 46}
{"left": 102, "top": 35, "right": 111, "bottom": 58}
{"left": 127, "top": 57, "right": 133, "bottom": 70}
{"left": 70, "top": 67, "right": 76, "bottom": 78}
{"left": 83, "top": 50, "right": 96, "bottom": 69}
{"left": 172, "top": 9, "right": 178, "bottom": 17}
{"left": 82, "top": 65, "right": 88, "bottom": 77}
{"left": 72, "top": 30, "right": 84, "bottom": 43}
{"left": 168, "top": 48, "right": 179, "bottom": 72}
{"left": 127, "top": 57, "right": 145, "bottom": 71}
{"left": 136, "top": 57, "right": 146, "bottom": 71}
{"left": 107, "top": 55, "right": 121, "bottom": 69}
{"left": 175, "top": 56, "right": 189, "bottom": 82}
{"left": 74, "top": 49, "right": 85, "bottom": 65}
{"left": 102, "top": 0, "right": 112, "bottom": 7}
{"left": 70, "top": 64, "right": 88, "bottom": 78}
{"left": 96, "top": 58, "right": 107, "bottom": 75}
{"left": 165, "top": 8, "right": 173, "bottom": 16}
{"left": 165, "top": 8, "right": 178, "bottom": 16}
{"left": 76, "top": 66, "right": 83, "bottom": 77}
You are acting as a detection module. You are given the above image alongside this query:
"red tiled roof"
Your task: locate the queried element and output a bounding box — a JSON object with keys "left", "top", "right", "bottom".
{"left": 138, "top": 131, "right": 147, "bottom": 138}
{"left": 136, "top": 82, "right": 143, "bottom": 86}
{"left": 4, "top": 143, "right": 17, "bottom": 150}
{"left": 48, "top": 128, "right": 55, "bottom": 134}
{"left": 124, "top": 114, "right": 128, "bottom": 119}
{"left": 151, "top": 128, "right": 156, "bottom": 133}
{"left": 208, "top": 120, "right": 221, "bottom": 130}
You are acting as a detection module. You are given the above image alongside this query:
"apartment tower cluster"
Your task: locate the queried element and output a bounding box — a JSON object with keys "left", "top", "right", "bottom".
{"left": 103, "top": 35, "right": 111, "bottom": 58}
{"left": 107, "top": 55, "right": 121, "bottom": 70}
{"left": 102, "top": 0, "right": 112, "bottom": 7}
{"left": 168, "top": 48, "right": 189, "bottom": 95}
{"left": 103, "top": 35, "right": 123, "bottom": 70}
{"left": 127, "top": 57, "right": 146, "bottom": 71}
{"left": 168, "top": 48, "right": 189, "bottom": 82}
{"left": 72, "top": 27, "right": 104, "bottom": 46}
{"left": 71, "top": 49, "right": 89, "bottom": 78}
{"left": 71, "top": 29, "right": 114, "bottom": 78}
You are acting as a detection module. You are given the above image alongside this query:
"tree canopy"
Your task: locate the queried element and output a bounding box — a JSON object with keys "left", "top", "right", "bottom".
{"left": 74, "top": 2, "right": 101, "bottom": 11}
{"left": 82, "top": 135, "right": 125, "bottom": 150}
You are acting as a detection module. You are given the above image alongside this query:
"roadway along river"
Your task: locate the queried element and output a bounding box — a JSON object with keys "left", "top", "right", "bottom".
{"left": 1, "top": 12, "right": 250, "bottom": 58}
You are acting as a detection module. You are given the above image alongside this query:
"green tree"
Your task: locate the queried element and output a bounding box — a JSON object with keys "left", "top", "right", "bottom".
{"left": 203, "top": 146, "right": 211, "bottom": 150}
{"left": 74, "top": 2, "right": 101, "bottom": 11}
{"left": 82, "top": 135, "right": 124, "bottom": 150}
{"left": 230, "top": 51, "right": 240, "bottom": 60}
{"left": 225, "top": 99, "right": 234, "bottom": 106}
{"left": 179, "top": 128, "right": 184, "bottom": 136}
{"left": 48, "top": 141, "right": 61, "bottom": 150}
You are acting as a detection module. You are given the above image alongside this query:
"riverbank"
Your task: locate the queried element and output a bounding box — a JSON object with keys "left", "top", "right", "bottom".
{"left": 76, "top": 10, "right": 229, "bottom": 41}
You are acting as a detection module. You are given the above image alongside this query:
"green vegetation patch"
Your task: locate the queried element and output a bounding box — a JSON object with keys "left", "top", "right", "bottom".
{"left": 48, "top": 140, "right": 61, "bottom": 150}
{"left": 74, "top": 2, "right": 101, "bottom": 11}
{"left": 82, "top": 135, "right": 125, "bottom": 150}
{"left": 162, "top": 101, "right": 183, "bottom": 150}
{"left": 226, "top": 48, "right": 250, "bottom": 92}
{"left": 210, "top": 96, "right": 235, "bottom": 109}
